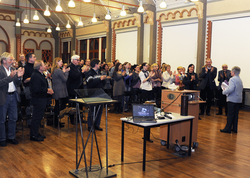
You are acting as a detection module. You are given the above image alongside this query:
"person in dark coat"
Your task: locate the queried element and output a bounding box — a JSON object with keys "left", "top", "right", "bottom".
{"left": 85, "top": 59, "right": 106, "bottom": 131}
{"left": 30, "top": 60, "right": 54, "bottom": 141}
{"left": 183, "top": 64, "right": 199, "bottom": 90}
{"left": 199, "top": 58, "right": 217, "bottom": 116}
{"left": 216, "top": 64, "right": 231, "bottom": 115}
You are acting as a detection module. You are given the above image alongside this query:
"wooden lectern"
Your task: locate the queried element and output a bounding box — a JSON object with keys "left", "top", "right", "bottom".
{"left": 160, "top": 89, "right": 204, "bottom": 146}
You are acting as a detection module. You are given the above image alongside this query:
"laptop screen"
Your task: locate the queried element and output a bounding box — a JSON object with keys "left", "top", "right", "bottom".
{"left": 132, "top": 104, "right": 155, "bottom": 119}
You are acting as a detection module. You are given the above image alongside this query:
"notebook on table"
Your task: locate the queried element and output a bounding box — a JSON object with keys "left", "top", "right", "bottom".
{"left": 132, "top": 104, "right": 157, "bottom": 123}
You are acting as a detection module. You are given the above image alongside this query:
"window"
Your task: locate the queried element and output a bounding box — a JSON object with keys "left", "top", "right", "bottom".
{"left": 89, "top": 38, "right": 99, "bottom": 60}
{"left": 80, "top": 39, "right": 87, "bottom": 61}
{"left": 62, "top": 42, "right": 71, "bottom": 63}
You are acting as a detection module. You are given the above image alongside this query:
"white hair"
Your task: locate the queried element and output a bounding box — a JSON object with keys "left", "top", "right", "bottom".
{"left": 71, "top": 55, "right": 80, "bottom": 62}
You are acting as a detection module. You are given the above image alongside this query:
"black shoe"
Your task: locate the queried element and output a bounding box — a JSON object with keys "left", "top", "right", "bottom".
{"left": 198, "top": 117, "right": 202, "bottom": 120}
{"left": 95, "top": 126, "right": 103, "bottom": 131}
{"left": 199, "top": 112, "right": 204, "bottom": 115}
{"left": 0, "top": 140, "right": 7, "bottom": 147}
{"left": 220, "top": 129, "right": 231, "bottom": 133}
{"left": 206, "top": 113, "right": 211, "bottom": 116}
{"left": 231, "top": 129, "right": 237, "bottom": 133}
{"left": 216, "top": 113, "right": 222, "bottom": 115}
{"left": 7, "top": 139, "right": 19, "bottom": 145}
{"left": 38, "top": 133, "right": 46, "bottom": 139}
{"left": 30, "top": 135, "right": 44, "bottom": 141}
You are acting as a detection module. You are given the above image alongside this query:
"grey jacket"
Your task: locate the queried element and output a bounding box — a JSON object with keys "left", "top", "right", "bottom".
{"left": 222, "top": 76, "right": 243, "bottom": 103}
{"left": 52, "top": 68, "right": 69, "bottom": 100}
{"left": 0, "top": 65, "right": 21, "bottom": 105}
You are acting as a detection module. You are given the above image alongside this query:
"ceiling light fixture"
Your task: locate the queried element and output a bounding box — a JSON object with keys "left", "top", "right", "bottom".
{"left": 92, "top": 13, "right": 97, "bottom": 23}
{"left": 23, "top": 14, "right": 29, "bottom": 24}
{"left": 78, "top": 17, "right": 83, "bottom": 26}
{"left": 120, "top": 5, "right": 126, "bottom": 17}
{"left": 137, "top": 0, "right": 144, "bottom": 13}
{"left": 16, "top": 18, "right": 21, "bottom": 26}
{"left": 83, "top": 0, "right": 91, "bottom": 2}
{"left": 47, "top": 26, "right": 52, "bottom": 33}
{"left": 66, "top": 20, "right": 71, "bottom": 28}
{"left": 159, "top": 0, "right": 167, "bottom": 9}
{"left": 56, "top": 0, "right": 62, "bottom": 12}
{"left": 68, "top": 0, "right": 75, "bottom": 8}
{"left": 105, "top": 0, "right": 111, "bottom": 20}
{"left": 33, "top": 10, "right": 39, "bottom": 21}
{"left": 56, "top": 23, "right": 60, "bottom": 31}
{"left": 44, "top": 5, "right": 51, "bottom": 16}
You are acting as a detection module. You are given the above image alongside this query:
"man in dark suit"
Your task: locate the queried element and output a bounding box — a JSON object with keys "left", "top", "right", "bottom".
{"left": 30, "top": 60, "right": 54, "bottom": 141}
{"left": 85, "top": 59, "right": 106, "bottom": 131}
{"left": 217, "top": 64, "right": 231, "bottom": 115}
{"left": 199, "top": 58, "right": 217, "bottom": 116}
{"left": 67, "top": 55, "right": 89, "bottom": 124}
{"left": 0, "top": 52, "right": 24, "bottom": 147}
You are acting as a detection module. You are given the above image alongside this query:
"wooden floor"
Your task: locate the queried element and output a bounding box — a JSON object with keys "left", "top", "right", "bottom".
{"left": 1, "top": 107, "right": 250, "bottom": 178}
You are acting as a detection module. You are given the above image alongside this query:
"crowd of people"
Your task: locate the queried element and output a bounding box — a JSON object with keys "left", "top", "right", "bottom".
{"left": 0, "top": 52, "right": 243, "bottom": 147}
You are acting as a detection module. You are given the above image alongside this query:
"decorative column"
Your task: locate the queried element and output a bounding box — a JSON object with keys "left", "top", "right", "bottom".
{"left": 134, "top": 13, "right": 144, "bottom": 64}
{"left": 15, "top": 0, "right": 21, "bottom": 59}
{"left": 146, "top": 10, "right": 157, "bottom": 65}
{"left": 206, "top": 21, "right": 212, "bottom": 59}
{"left": 111, "top": 26, "right": 116, "bottom": 62}
{"left": 70, "top": 25, "right": 76, "bottom": 55}
{"left": 104, "top": 20, "right": 112, "bottom": 62}
{"left": 195, "top": 0, "right": 207, "bottom": 75}
{"left": 156, "top": 20, "right": 163, "bottom": 67}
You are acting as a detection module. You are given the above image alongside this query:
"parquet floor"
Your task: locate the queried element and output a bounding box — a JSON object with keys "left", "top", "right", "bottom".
{"left": 0, "top": 107, "right": 250, "bottom": 178}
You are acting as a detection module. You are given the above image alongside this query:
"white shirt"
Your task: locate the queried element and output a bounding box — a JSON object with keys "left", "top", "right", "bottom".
{"left": 4, "top": 66, "right": 16, "bottom": 92}
{"left": 162, "top": 71, "right": 174, "bottom": 88}
{"left": 139, "top": 71, "right": 152, "bottom": 91}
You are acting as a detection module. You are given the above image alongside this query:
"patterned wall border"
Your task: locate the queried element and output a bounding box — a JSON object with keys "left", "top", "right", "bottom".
{"left": 22, "top": 30, "right": 53, "bottom": 38}
{"left": 206, "top": 21, "right": 212, "bottom": 59}
{"left": 0, "top": 14, "right": 15, "bottom": 22}
{"left": 0, "top": 25, "right": 10, "bottom": 52}
{"left": 59, "top": 31, "right": 71, "bottom": 38}
{"left": 156, "top": 8, "right": 198, "bottom": 22}
{"left": 112, "top": 18, "right": 137, "bottom": 29}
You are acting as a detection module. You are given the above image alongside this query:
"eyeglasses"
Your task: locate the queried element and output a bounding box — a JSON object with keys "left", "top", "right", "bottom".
{"left": 74, "top": 59, "right": 80, "bottom": 61}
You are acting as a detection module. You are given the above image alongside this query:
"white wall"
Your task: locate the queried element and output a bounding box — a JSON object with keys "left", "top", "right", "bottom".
{"left": 116, "top": 30, "right": 137, "bottom": 65}
{"left": 211, "top": 16, "right": 250, "bottom": 88}
{"left": 143, "top": 24, "right": 150, "bottom": 63}
{"left": 162, "top": 23, "right": 198, "bottom": 73}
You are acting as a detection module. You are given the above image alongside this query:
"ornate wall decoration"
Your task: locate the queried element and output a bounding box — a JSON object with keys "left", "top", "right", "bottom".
{"left": 145, "top": 11, "right": 154, "bottom": 25}
{"left": 22, "top": 30, "right": 53, "bottom": 38}
{"left": 0, "top": 25, "right": 10, "bottom": 52}
{"left": 112, "top": 18, "right": 136, "bottom": 29}
{"left": 194, "top": 2, "right": 204, "bottom": 19}
{"left": 59, "top": 31, "right": 71, "bottom": 38}
{"left": 157, "top": 8, "right": 198, "bottom": 21}
{"left": 206, "top": 21, "right": 212, "bottom": 59}
{"left": 42, "top": 50, "right": 52, "bottom": 62}
{"left": 156, "top": 20, "right": 163, "bottom": 66}
{"left": 103, "top": 21, "right": 110, "bottom": 32}
{"left": 111, "top": 28, "right": 116, "bottom": 62}
{"left": 0, "top": 14, "right": 15, "bottom": 21}
{"left": 15, "top": 34, "right": 21, "bottom": 60}
{"left": 133, "top": 13, "right": 141, "bottom": 27}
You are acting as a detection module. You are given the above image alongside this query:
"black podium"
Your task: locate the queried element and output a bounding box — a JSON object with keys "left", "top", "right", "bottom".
{"left": 69, "top": 89, "right": 117, "bottom": 178}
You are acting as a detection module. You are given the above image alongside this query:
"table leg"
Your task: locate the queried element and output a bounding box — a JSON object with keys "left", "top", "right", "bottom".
{"left": 167, "top": 124, "right": 170, "bottom": 149}
{"left": 143, "top": 128, "right": 147, "bottom": 171}
{"left": 121, "top": 121, "right": 124, "bottom": 162}
{"left": 188, "top": 119, "right": 193, "bottom": 156}
{"left": 143, "top": 128, "right": 153, "bottom": 143}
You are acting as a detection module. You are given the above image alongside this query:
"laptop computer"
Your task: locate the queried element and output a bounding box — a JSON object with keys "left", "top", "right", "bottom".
{"left": 132, "top": 104, "right": 157, "bottom": 123}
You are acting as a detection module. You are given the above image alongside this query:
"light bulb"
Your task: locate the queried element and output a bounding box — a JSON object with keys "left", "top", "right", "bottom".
{"left": 160, "top": 0, "right": 167, "bottom": 9}
{"left": 105, "top": 10, "right": 111, "bottom": 20}
{"left": 120, "top": 5, "right": 126, "bottom": 17}
{"left": 33, "top": 10, "right": 39, "bottom": 21}
{"left": 92, "top": 13, "right": 97, "bottom": 23}
{"left": 47, "top": 26, "right": 52, "bottom": 33}
{"left": 78, "top": 17, "right": 83, "bottom": 26}
{"left": 23, "top": 14, "right": 29, "bottom": 24}
{"left": 137, "top": 1, "right": 144, "bottom": 13}
{"left": 83, "top": 0, "right": 91, "bottom": 2}
{"left": 191, "top": 0, "right": 199, "bottom": 2}
{"left": 56, "top": 0, "right": 62, "bottom": 12}
{"left": 16, "top": 18, "right": 21, "bottom": 27}
{"left": 68, "top": 0, "right": 75, "bottom": 8}
{"left": 66, "top": 20, "right": 71, "bottom": 28}
{"left": 44, "top": 5, "right": 51, "bottom": 16}
{"left": 56, "top": 23, "right": 60, "bottom": 31}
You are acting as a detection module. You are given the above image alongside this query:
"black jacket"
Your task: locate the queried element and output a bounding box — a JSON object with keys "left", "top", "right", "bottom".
{"left": 183, "top": 72, "right": 198, "bottom": 90}
{"left": 199, "top": 66, "right": 217, "bottom": 90}
{"left": 23, "top": 62, "right": 34, "bottom": 87}
{"left": 67, "top": 63, "right": 85, "bottom": 96}
{"left": 85, "top": 68, "right": 105, "bottom": 89}
{"left": 131, "top": 71, "right": 140, "bottom": 87}
{"left": 30, "top": 70, "right": 48, "bottom": 98}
